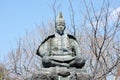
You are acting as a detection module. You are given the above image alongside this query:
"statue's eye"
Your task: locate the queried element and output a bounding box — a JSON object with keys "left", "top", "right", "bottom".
{"left": 62, "top": 24, "right": 64, "bottom": 26}
{"left": 57, "top": 23, "right": 60, "bottom": 26}
{"left": 57, "top": 22, "right": 65, "bottom": 26}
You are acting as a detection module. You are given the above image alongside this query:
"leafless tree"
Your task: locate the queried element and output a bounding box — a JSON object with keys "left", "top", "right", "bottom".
{"left": 82, "top": 0, "right": 120, "bottom": 79}
{"left": 3, "top": 0, "right": 120, "bottom": 80}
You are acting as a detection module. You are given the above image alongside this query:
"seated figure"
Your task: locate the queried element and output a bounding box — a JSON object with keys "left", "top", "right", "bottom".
{"left": 37, "top": 12, "right": 85, "bottom": 69}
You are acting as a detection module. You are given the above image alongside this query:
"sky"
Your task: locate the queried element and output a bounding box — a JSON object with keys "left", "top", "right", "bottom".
{"left": 0, "top": 0, "right": 119, "bottom": 60}
{"left": 0, "top": 0, "right": 120, "bottom": 79}
{"left": 0, "top": 0, "right": 79, "bottom": 62}
{"left": 0, "top": 0, "right": 53, "bottom": 61}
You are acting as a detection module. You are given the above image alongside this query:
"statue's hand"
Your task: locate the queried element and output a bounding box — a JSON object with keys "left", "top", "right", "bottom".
{"left": 42, "top": 56, "right": 50, "bottom": 63}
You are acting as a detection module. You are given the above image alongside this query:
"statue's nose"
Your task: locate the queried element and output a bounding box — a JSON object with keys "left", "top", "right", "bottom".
{"left": 60, "top": 27, "right": 62, "bottom": 29}
{"left": 59, "top": 26, "right": 63, "bottom": 29}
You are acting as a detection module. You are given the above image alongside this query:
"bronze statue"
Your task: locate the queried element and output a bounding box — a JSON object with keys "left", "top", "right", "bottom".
{"left": 36, "top": 12, "right": 85, "bottom": 69}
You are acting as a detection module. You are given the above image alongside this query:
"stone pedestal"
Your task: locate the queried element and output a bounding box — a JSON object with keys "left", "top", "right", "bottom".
{"left": 30, "top": 67, "right": 91, "bottom": 80}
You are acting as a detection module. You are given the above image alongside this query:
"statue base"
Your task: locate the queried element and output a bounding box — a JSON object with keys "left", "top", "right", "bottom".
{"left": 30, "top": 67, "right": 91, "bottom": 80}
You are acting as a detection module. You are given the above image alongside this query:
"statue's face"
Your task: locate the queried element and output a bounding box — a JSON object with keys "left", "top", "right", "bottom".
{"left": 56, "top": 22, "right": 65, "bottom": 35}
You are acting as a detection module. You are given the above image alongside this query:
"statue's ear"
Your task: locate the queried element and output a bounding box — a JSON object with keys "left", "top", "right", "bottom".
{"left": 64, "top": 25, "right": 66, "bottom": 30}
{"left": 55, "top": 22, "right": 57, "bottom": 29}
{"left": 55, "top": 22, "right": 57, "bottom": 27}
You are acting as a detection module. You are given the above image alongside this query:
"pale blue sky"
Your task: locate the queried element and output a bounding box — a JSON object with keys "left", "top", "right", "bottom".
{"left": 0, "top": 0, "right": 120, "bottom": 62}
{"left": 0, "top": 0, "right": 55, "bottom": 60}
{"left": 0, "top": 0, "right": 81, "bottom": 61}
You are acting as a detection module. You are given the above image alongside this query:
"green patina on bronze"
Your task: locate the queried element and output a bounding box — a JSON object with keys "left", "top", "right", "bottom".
{"left": 37, "top": 12, "right": 85, "bottom": 68}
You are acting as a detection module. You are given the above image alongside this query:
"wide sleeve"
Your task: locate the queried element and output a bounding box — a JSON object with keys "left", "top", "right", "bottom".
{"left": 36, "top": 40, "right": 50, "bottom": 57}
{"left": 70, "top": 39, "right": 81, "bottom": 57}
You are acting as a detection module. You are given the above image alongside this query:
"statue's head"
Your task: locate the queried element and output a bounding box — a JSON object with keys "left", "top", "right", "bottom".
{"left": 56, "top": 12, "right": 65, "bottom": 35}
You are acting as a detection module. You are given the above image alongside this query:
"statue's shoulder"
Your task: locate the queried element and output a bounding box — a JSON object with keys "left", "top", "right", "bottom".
{"left": 67, "top": 34, "right": 77, "bottom": 41}
{"left": 41, "top": 34, "right": 55, "bottom": 45}
{"left": 46, "top": 34, "right": 55, "bottom": 40}
{"left": 37, "top": 34, "right": 55, "bottom": 57}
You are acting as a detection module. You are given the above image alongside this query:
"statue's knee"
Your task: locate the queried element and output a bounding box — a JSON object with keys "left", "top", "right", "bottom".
{"left": 75, "top": 57, "right": 85, "bottom": 63}
{"left": 75, "top": 57, "right": 81, "bottom": 62}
